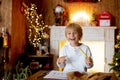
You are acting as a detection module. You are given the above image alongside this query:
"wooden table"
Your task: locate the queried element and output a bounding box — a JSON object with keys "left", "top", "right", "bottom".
{"left": 27, "top": 70, "right": 50, "bottom": 80}
{"left": 27, "top": 70, "right": 120, "bottom": 80}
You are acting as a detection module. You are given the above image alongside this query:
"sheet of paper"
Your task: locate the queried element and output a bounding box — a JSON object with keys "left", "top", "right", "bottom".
{"left": 43, "top": 70, "right": 67, "bottom": 80}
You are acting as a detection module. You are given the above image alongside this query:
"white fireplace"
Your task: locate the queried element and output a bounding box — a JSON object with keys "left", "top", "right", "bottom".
{"left": 50, "top": 26, "right": 116, "bottom": 72}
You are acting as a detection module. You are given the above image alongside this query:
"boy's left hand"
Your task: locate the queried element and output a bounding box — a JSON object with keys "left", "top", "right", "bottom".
{"left": 86, "top": 57, "right": 93, "bottom": 66}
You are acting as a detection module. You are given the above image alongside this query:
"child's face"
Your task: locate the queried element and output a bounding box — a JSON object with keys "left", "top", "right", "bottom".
{"left": 66, "top": 28, "right": 80, "bottom": 46}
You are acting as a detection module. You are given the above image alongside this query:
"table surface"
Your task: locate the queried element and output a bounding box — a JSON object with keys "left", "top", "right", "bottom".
{"left": 27, "top": 70, "right": 50, "bottom": 80}
{"left": 27, "top": 70, "right": 120, "bottom": 80}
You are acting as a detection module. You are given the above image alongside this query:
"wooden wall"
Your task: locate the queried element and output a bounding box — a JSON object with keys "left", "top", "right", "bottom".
{"left": 2, "top": 0, "right": 119, "bottom": 67}
{"left": 11, "top": 0, "right": 26, "bottom": 65}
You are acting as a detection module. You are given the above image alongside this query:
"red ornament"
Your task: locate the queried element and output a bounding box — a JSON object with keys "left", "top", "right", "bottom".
{"left": 20, "top": 6, "right": 25, "bottom": 14}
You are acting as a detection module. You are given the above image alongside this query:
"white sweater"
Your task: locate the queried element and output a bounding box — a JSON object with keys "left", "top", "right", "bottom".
{"left": 57, "top": 43, "right": 93, "bottom": 73}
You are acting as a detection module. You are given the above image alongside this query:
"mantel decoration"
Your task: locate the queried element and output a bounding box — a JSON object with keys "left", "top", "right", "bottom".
{"left": 53, "top": 4, "right": 68, "bottom": 26}
{"left": 109, "top": 31, "right": 120, "bottom": 75}
{"left": 22, "top": 3, "right": 49, "bottom": 48}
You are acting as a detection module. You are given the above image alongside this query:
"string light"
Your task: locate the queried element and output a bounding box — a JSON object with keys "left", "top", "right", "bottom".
{"left": 23, "top": 3, "right": 49, "bottom": 47}
{"left": 109, "top": 31, "right": 120, "bottom": 73}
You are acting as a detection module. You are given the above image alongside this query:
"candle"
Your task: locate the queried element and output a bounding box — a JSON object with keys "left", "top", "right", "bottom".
{"left": 3, "top": 34, "right": 8, "bottom": 46}
{"left": 2, "top": 27, "right": 8, "bottom": 47}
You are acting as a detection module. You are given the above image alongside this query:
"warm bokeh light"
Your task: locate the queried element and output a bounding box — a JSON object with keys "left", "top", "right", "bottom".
{"left": 67, "top": 3, "right": 96, "bottom": 26}
{"left": 70, "top": 11, "right": 91, "bottom": 26}
{"left": 71, "top": 11, "right": 90, "bottom": 21}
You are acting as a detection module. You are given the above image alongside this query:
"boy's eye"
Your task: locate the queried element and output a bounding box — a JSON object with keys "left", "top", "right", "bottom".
{"left": 74, "top": 31, "right": 78, "bottom": 34}
{"left": 67, "top": 32, "right": 78, "bottom": 35}
{"left": 73, "top": 31, "right": 78, "bottom": 35}
{"left": 67, "top": 32, "right": 71, "bottom": 35}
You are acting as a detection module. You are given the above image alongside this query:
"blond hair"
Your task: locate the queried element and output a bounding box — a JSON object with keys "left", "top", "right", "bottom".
{"left": 65, "top": 23, "right": 83, "bottom": 40}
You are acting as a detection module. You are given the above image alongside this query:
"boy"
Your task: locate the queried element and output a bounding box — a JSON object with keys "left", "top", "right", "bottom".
{"left": 57, "top": 23, "right": 93, "bottom": 73}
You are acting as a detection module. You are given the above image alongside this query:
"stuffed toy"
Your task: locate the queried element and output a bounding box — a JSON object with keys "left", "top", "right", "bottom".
{"left": 67, "top": 71, "right": 88, "bottom": 80}
{"left": 67, "top": 71, "right": 119, "bottom": 80}
{"left": 88, "top": 72, "right": 118, "bottom": 80}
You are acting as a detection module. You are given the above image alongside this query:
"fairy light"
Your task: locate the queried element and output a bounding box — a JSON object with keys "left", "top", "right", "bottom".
{"left": 23, "top": 3, "right": 49, "bottom": 47}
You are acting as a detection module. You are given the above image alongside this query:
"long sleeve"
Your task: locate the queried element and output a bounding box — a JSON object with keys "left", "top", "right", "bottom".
{"left": 56, "top": 46, "right": 67, "bottom": 68}
{"left": 84, "top": 46, "right": 94, "bottom": 68}
{"left": 56, "top": 43, "right": 93, "bottom": 73}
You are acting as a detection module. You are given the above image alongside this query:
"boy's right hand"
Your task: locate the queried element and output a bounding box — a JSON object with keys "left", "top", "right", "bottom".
{"left": 58, "top": 56, "right": 67, "bottom": 64}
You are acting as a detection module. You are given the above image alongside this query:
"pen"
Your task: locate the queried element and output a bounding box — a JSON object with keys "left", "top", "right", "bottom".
{"left": 79, "top": 48, "right": 88, "bottom": 58}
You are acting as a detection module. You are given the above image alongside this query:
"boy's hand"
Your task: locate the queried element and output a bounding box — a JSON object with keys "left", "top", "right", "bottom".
{"left": 58, "top": 56, "right": 67, "bottom": 64}
{"left": 86, "top": 57, "right": 93, "bottom": 66}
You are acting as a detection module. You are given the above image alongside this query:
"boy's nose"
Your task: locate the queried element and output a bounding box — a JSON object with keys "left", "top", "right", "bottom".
{"left": 71, "top": 33, "right": 74, "bottom": 37}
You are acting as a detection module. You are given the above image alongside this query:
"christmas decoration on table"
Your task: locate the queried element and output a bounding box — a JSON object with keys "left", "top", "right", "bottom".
{"left": 109, "top": 31, "right": 120, "bottom": 75}
{"left": 53, "top": 4, "right": 68, "bottom": 26}
{"left": 22, "top": 2, "right": 49, "bottom": 48}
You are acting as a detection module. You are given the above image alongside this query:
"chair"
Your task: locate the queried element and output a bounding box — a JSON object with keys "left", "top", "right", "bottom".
{"left": 59, "top": 40, "right": 68, "bottom": 50}
{"left": 58, "top": 40, "right": 68, "bottom": 71}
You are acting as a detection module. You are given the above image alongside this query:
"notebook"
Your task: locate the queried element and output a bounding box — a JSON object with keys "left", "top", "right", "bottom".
{"left": 43, "top": 70, "right": 67, "bottom": 80}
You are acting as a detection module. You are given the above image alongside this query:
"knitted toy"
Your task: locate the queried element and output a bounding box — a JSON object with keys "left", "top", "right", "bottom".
{"left": 67, "top": 71, "right": 118, "bottom": 80}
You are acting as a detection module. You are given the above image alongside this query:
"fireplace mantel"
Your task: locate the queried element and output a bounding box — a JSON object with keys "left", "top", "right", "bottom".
{"left": 50, "top": 26, "right": 116, "bottom": 72}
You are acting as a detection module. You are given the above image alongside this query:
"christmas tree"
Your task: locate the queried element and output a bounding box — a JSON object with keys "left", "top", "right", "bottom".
{"left": 109, "top": 31, "right": 120, "bottom": 74}
{"left": 22, "top": 3, "right": 49, "bottom": 48}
